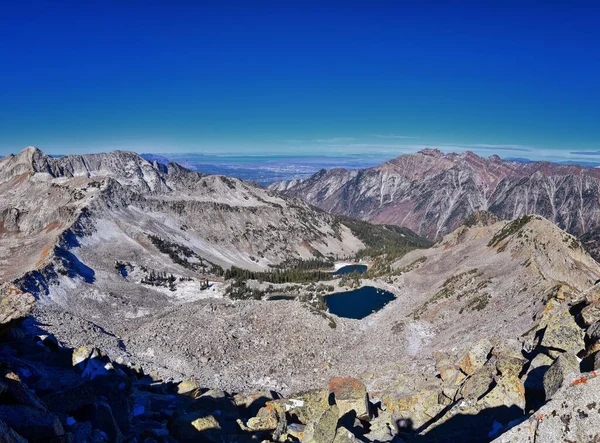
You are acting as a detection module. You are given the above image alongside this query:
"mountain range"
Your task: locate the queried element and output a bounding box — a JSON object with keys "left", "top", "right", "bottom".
{"left": 2, "top": 146, "right": 600, "bottom": 441}
{"left": 270, "top": 148, "right": 600, "bottom": 240}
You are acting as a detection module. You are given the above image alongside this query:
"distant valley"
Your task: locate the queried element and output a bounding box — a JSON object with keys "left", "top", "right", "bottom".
{"left": 141, "top": 152, "right": 389, "bottom": 186}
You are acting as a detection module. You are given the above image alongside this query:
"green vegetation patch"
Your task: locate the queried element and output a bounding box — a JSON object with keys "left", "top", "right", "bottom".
{"left": 488, "top": 215, "right": 536, "bottom": 247}
{"left": 411, "top": 268, "right": 488, "bottom": 318}
{"left": 147, "top": 234, "right": 224, "bottom": 275}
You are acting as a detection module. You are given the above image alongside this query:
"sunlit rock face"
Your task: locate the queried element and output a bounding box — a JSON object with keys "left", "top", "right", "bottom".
{"left": 270, "top": 149, "right": 600, "bottom": 240}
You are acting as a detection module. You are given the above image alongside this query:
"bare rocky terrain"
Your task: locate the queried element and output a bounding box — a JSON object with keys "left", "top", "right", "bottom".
{"left": 270, "top": 148, "right": 600, "bottom": 240}
{"left": 2, "top": 147, "right": 600, "bottom": 441}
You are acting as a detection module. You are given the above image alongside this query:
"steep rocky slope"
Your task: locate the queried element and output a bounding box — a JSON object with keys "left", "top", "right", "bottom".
{"left": 36, "top": 215, "right": 600, "bottom": 395}
{"left": 4, "top": 146, "right": 600, "bottom": 441}
{"left": 0, "top": 147, "right": 369, "bottom": 282}
{"left": 270, "top": 149, "right": 600, "bottom": 239}
{"left": 0, "top": 147, "right": 387, "bottom": 321}
{"left": 2, "top": 215, "right": 600, "bottom": 441}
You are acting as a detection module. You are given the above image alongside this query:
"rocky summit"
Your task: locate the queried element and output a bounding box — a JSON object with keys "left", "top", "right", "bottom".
{"left": 270, "top": 149, "right": 600, "bottom": 240}
{"left": 1, "top": 147, "right": 600, "bottom": 441}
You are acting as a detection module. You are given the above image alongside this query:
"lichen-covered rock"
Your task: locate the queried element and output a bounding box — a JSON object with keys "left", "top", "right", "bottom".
{"left": 457, "top": 339, "right": 493, "bottom": 376}
{"left": 543, "top": 352, "right": 580, "bottom": 400}
{"left": 333, "top": 425, "right": 360, "bottom": 443}
{"left": 176, "top": 379, "right": 203, "bottom": 398}
{"left": 364, "top": 414, "right": 397, "bottom": 442}
{"left": 587, "top": 321, "right": 600, "bottom": 341}
{"left": 458, "top": 367, "right": 494, "bottom": 401}
{"left": 302, "top": 404, "right": 339, "bottom": 443}
{"left": 540, "top": 308, "right": 585, "bottom": 355}
{"left": 328, "top": 377, "right": 369, "bottom": 420}
{"left": 493, "top": 371, "right": 600, "bottom": 443}
{"left": 380, "top": 387, "right": 442, "bottom": 430}
{"left": 246, "top": 402, "right": 280, "bottom": 431}
{"left": 278, "top": 389, "right": 329, "bottom": 425}
{"left": 580, "top": 302, "right": 600, "bottom": 327}
{"left": 490, "top": 342, "right": 527, "bottom": 376}
{"left": 169, "top": 411, "right": 221, "bottom": 442}
{"left": 479, "top": 375, "right": 525, "bottom": 412}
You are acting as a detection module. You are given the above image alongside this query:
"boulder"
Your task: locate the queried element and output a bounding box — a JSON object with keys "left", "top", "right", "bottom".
{"left": 302, "top": 404, "right": 339, "bottom": 443}
{"left": 246, "top": 403, "right": 279, "bottom": 431}
{"left": 580, "top": 302, "right": 600, "bottom": 327}
{"left": 36, "top": 334, "right": 60, "bottom": 351}
{"left": 583, "top": 340, "right": 600, "bottom": 359}
{"left": 279, "top": 389, "right": 329, "bottom": 425}
{"left": 380, "top": 387, "right": 442, "bottom": 430}
{"left": 479, "top": 375, "right": 525, "bottom": 412}
{"left": 587, "top": 321, "right": 600, "bottom": 342}
{"left": 287, "top": 423, "right": 305, "bottom": 440}
{"left": 458, "top": 367, "right": 494, "bottom": 401}
{"left": 72, "top": 346, "right": 121, "bottom": 381}
{"left": 176, "top": 379, "right": 203, "bottom": 398}
{"left": 0, "top": 375, "right": 47, "bottom": 412}
{"left": 0, "top": 285, "right": 35, "bottom": 335}
{"left": 42, "top": 383, "right": 98, "bottom": 416}
{"left": 457, "top": 339, "right": 492, "bottom": 375}
{"left": 493, "top": 370, "right": 600, "bottom": 443}
{"left": 0, "top": 419, "right": 27, "bottom": 443}
{"left": 364, "top": 414, "right": 397, "bottom": 442}
{"left": 490, "top": 342, "right": 527, "bottom": 376}
{"left": 92, "top": 401, "right": 123, "bottom": 443}
{"left": 593, "top": 352, "right": 600, "bottom": 371}
{"left": 169, "top": 411, "right": 222, "bottom": 442}
{"left": 333, "top": 425, "right": 360, "bottom": 443}
{"left": 540, "top": 309, "right": 585, "bottom": 355}
{"left": 0, "top": 405, "right": 64, "bottom": 440}
{"left": 328, "top": 377, "right": 369, "bottom": 420}
{"left": 523, "top": 353, "right": 554, "bottom": 392}
{"left": 543, "top": 352, "right": 580, "bottom": 400}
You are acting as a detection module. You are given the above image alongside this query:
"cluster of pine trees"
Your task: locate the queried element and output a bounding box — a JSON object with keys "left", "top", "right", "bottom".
{"left": 224, "top": 265, "right": 333, "bottom": 284}
{"left": 147, "top": 234, "right": 224, "bottom": 276}
{"left": 141, "top": 270, "right": 177, "bottom": 291}
{"left": 272, "top": 258, "right": 334, "bottom": 271}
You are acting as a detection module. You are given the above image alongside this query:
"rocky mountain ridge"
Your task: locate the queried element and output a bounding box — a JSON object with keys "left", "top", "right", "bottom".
{"left": 0, "top": 146, "right": 375, "bottom": 285}
{"left": 3, "top": 147, "right": 600, "bottom": 441}
{"left": 2, "top": 224, "right": 600, "bottom": 442}
{"left": 270, "top": 149, "right": 600, "bottom": 239}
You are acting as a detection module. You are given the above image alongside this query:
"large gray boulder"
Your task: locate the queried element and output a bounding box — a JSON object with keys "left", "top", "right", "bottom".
{"left": 493, "top": 371, "right": 600, "bottom": 442}
{"left": 543, "top": 352, "right": 580, "bottom": 400}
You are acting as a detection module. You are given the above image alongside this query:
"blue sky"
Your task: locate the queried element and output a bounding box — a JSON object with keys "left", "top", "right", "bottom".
{"left": 1, "top": 1, "right": 599, "bottom": 162}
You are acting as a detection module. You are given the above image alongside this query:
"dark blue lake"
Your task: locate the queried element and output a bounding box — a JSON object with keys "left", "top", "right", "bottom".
{"left": 333, "top": 264, "right": 368, "bottom": 276}
{"left": 325, "top": 286, "right": 395, "bottom": 319}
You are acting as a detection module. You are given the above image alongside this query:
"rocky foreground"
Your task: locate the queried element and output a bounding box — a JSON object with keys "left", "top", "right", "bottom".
{"left": 3, "top": 275, "right": 600, "bottom": 442}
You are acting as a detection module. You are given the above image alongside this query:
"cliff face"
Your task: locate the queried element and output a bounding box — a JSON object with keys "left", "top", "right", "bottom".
{"left": 270, "top": 149, "right": 600, "bottom": 239}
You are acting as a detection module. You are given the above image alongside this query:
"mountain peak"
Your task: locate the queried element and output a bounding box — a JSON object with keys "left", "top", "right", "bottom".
{"left": 418, "top": 148, "right": 446, "bottom": 158}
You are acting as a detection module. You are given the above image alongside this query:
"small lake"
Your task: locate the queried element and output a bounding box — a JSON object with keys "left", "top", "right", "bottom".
{"left": 333, "top": 264, "right": 368, "bottom": 276}
{"left": 325, "top": 286, "right": 395, "bottom": 319}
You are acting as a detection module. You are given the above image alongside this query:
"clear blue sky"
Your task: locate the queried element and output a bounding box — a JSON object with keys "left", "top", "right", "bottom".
{"left": 1, "top": 1, "right": 599, "bottom": 162}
